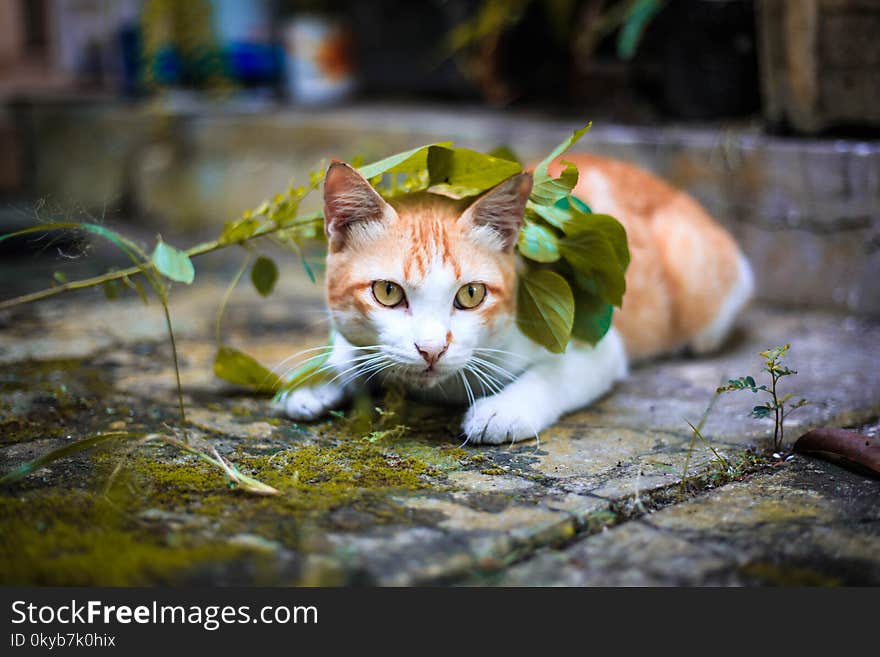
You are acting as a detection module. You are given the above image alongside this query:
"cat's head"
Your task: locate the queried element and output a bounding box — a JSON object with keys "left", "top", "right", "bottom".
{"left": 323, "top": 160, "right": 532, "bottom": 388}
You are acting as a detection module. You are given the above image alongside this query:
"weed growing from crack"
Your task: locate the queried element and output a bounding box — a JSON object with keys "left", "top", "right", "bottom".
{"left": 717, "top": 344, "right": 809, "bottom": 452}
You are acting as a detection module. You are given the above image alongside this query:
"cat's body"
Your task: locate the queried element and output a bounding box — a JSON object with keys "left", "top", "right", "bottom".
{"left": 280, "top": 154, "right": 752, "bottom": 444}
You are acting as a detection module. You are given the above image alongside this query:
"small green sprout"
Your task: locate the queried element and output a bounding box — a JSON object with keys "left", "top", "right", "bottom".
{"left": 717, "top": 344, "right": 809, "bottom": 452}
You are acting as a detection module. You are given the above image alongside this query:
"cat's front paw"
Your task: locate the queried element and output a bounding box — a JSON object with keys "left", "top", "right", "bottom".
{"left": 278, "top": 383, "right": 346, "bottom": 421}
{"left": 462, "top": 395, "right": 541, "bottom": 445}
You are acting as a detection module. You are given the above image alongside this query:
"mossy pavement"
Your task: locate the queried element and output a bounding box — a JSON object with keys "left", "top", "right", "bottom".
{"left": 1, "top": 271, "right": 878, "bottom": 585}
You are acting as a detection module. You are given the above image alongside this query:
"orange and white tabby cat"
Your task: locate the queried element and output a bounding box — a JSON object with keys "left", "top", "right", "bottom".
{"left": 280, "top": 154, "right": 753, "bottom": 444}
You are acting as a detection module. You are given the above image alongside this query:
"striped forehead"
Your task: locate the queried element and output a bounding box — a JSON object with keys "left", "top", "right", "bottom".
{"left": 383, "top": 194, "right": 464, "bottom": 281}
{"left": 400, "top": 216, "right": 462, "bottom": 282}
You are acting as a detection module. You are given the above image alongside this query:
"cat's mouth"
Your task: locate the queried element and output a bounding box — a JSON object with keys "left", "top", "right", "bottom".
{"left": 391, "top": 365, "right": 453, "bottom": 388}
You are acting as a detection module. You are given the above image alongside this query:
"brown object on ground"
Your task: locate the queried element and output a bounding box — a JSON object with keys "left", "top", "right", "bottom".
{"left": 794, "top": 428, "right": 880, "bottom": 477}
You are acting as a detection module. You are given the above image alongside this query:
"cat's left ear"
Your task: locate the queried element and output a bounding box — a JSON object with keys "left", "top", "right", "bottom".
{"left": 324, "top": 160, "right": 395, "bottom": 251}
{"left": 459, "top": 173, "right": 532, "bottom": 251}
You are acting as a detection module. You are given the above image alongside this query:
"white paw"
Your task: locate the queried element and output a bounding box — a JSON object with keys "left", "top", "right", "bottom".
{"left": 462, "top": 394, "right": 542, "bottom": 445}
{"left": 278, "top": 384, "right": 345, "bottom": 421}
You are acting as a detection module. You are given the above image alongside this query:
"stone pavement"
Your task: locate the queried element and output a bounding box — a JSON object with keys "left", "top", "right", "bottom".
{"left": 1, "top": 270, "right": 878, "bottom": 586}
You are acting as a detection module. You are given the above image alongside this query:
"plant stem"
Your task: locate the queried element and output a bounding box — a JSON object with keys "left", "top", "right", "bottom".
{"left": 214, "top": 252, "right": 253, "bottom": 345}
{"left": 160, "top": 298, "right": 188, "bottom": 436}
{"left": 771, "top": 370, "right": 780, "bottom": 450}
{"left": 0, "top": 215, "right": 322, "bottom": 311}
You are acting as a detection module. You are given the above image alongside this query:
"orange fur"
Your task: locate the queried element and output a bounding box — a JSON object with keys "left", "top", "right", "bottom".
{"left": 548, "top": 154, "right": 748, "bottom": 359}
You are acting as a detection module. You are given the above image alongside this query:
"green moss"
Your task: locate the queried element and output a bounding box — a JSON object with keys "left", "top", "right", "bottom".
{"left": 583, "top": 508, "right": 619, "bottom": 532}
{"left": 739, "top": 561, "right": 842, "bottom": 587}
{"left": 117, "top": 454, "right": 232, "bottom": 503}
{"left": 244, "top": 438, "right": 436, "bottom": 514}
{"left": 0, "top": 489, "right": 259, "bottom": 586}
{"left": 94, "top": 434, "right": 445, "bottom": 541}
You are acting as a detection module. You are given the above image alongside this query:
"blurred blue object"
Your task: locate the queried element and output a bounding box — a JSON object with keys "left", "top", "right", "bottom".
{"left": 212, "top": 0, "right": 281, "bottom": 87}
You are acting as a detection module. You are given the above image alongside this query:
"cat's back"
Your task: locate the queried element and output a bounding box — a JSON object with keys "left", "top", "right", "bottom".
{"left": 548, "top": 154, "right": 752, "bottom": 360}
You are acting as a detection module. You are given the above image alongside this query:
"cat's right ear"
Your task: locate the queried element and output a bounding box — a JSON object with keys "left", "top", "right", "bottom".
{"left": 324, "top": 160, "right": 394, "bottom": 250}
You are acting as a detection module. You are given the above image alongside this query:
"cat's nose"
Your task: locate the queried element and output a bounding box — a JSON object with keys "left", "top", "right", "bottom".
{"left": 415, "top": 341, "right": 448, "bottom": 369}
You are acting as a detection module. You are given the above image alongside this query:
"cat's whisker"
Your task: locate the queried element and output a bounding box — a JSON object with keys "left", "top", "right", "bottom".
{"left": 464, "top": 365, "right": 489, "bottom": 397}
{"left": 276, "top": 359, "right": 344, "bottom": 389}
{"left": 328, "top": 354, "right": 388, "bottom": 388}
{"left": 362, "top": 361, "right": 397, "bottom": 385}
{"left": 469, "top": 356, "right": 517, "bottom": 384}
{"left": 470, "top": 353, "right": 517, "bottom": 374}
{"left": 473, "top": 347, "right": 531, "bottom": 363}
{"left": 273, "top": 351, "right": 339, "bottom": 380}
{"left": 459, "top": 370, "right": 475, "bottom": 408}
{"left": 336, "top": 354, "right": 396, "bottom": 389}
{"left": 275, "top": 350, "right": 380, "bottom": 385}
{"left": 271, "top": 345, "right": 336, "bottom": 374}
{"left": 464, "top": 364, "right": 498, "bottom": 398}
{"left": 281, "top": 352, "right": 380, "bottom": 390}
{"left": 466, "top": 360, "right": 506, "bottom": 393}
{"left": 272, "top": 343, "right": 383, "bottom": 378}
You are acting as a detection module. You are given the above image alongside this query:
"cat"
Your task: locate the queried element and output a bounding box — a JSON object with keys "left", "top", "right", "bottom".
{"left": 278, "top": 153, "right": 753, "bottom": 444}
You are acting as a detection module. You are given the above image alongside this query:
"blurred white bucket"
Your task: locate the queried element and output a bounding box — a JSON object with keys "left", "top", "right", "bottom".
{"left": 283, "top": 15, "right": 355, "bottom": 105}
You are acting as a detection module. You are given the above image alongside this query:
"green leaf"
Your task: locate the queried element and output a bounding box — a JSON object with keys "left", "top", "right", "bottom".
{"left": 426, "top": 146, "right": 522, "bottom": 198}
{"left": 1, "top": 222, "right": 145, "bottom": 264}
{"left": 565, "top": 213, "right": 630, "bottom": 268}
{"left": 213, "top": 346, "right": 281, "bottom": 394}
{"left": 0, "top": 431, "right": 137, "bottom": 486}
{"left": 151, "top": 240, "right": 195, "bottom": 284}
{"left": 220, "top": 216, "right": 261, "bottom": 244}
{"left": 751, "top": 405, "right": 772, "bottom": 419}
{"left": 526, "top": 195, "right": 598, "bottom": 234}
{"left": 563, "top": 194, "right": 592, "bottom": 215}
{"left": 517, "top": 218, "right": 560, "bottom": 263}
{"left": 0, "top": 222, "right": 82, "bottom": 244}
{"left": 527, "top": 200, "right": 578, "bottom": 233}
{"left": 530, "top": 124, "right": 591, "bottom": 205}
{"left": 570, "top": 277, "right": 615, "bottom": 345}
{"left": 251, "top": 256, "right": 278, "bottom": 297}
{"left": 617, "top": 0, "right": 663, "bottom": 60}
{"left": 717, "top": 376, "right": 767, "bottom": 394}
{"left": 534, "top": 159, "right": 579, "bottom": 207}
{"left": 357, "top": 142, "right": 452, "bottom": 180}
{"left": 558, "top": 218, "right": 628, "bottom": 307}
{"left": 488, "top": 145, "right": 521, "bottom": 164}
{"left": 516, "top": 269, "right": 575, "bottom": 353}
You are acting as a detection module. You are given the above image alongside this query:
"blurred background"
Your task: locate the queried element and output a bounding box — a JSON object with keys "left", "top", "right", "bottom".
{"left": 0, "top": 0, "right": 878, "bottom": 315}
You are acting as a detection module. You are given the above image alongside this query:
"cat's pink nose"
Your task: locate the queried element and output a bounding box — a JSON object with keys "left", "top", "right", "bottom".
{"left": 415, "top": 342, "right": 448, "bottom": 369}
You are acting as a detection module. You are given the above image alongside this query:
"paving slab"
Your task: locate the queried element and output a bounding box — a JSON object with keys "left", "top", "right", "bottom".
{"left": 496, "top": 457, "right": 880, "bottom": 586}
{"left": 0, "top": 271, "right": 878, "bottom": 585}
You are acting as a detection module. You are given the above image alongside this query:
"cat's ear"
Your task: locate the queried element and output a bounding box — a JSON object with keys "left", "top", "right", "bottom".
{"left": 459, "top": 173, "right": 532, "bottom": 251}
{"left": 324, "top": 160, "right": 394, "bottom": 250}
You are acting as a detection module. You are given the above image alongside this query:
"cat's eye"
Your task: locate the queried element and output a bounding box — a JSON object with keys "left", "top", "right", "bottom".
{"left": 454, "top": 283, "right": 487, "bottom": 310}
{"left": 372, "top": 280, "right": 405, "bottom": 307}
